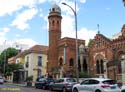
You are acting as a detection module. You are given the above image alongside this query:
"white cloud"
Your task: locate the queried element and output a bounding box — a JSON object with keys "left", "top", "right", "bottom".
{"left": 60, "top": 0, "right": 96, "bottom": 45}
{"left": 106, "top": 7, "right": 111, "bottom": 10}
{"left": 60, "top": 1, "right": 79, "bottom": 16}
{"left": 0, "top": 38, "right": 37, "bottom": 52}
{"left": 61, "top": 14, "right": 74, "bottom": 37}
{"left": 61, "top": 16, "right": 96, "bottom": 45}
{"left": 0, "top": 27, "right": 10, "bottom": 37}
{"left": 48, "top": 0, "right": 60, "bottom": 3}
{"left": 11, "top": 8, "right": 38, "bottom": 30}
{"left": 38, "top": 0, "right": 46, "bottom": 3}
{"left": 15, "top": 34, "right": 21, "bottom": 37}
{"left": 78, "top": 28, "right": 96, "bottom": 45}
{"left": 15, "top": 38, "right": 38, "bottom": 47}
{"left": 0, "top": 0, "right": 39, "bottom": 16}
{"left": 80, "top": 0, "right": 86, "bottom": 3}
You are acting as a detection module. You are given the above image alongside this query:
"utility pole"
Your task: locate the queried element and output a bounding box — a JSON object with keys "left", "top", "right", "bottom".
{"left": 4, "top": 40, "right": 6, "bottom": 75}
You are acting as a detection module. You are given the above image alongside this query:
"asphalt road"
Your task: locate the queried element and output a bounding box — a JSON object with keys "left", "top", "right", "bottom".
{"left": 0, "top": 83, "right": 54, "bottom": 92}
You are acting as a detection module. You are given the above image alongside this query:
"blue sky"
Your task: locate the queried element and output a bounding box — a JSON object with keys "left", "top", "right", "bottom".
{"left": 0, "top": 0, "right": 125, "bottom": 49}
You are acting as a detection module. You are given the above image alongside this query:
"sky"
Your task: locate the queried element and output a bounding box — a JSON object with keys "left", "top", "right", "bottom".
{"left": 0, "top": 0, "right": 125, "bottom": 50}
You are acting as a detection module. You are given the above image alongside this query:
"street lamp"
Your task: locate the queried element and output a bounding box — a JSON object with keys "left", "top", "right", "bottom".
{"left": 123, "top": 0, "right": 125, "bottom": 6}
{"left": 62, "top": 2, "right": 79, "bottom": 82}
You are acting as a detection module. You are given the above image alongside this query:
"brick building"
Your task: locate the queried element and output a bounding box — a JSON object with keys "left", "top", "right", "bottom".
{"left": 47, "top": 4, "right": 87, "bottom": 78}
{"left": 89, "top": 24, "right": 125, "bottom": 84}
{"left": 47, "top": 4, "right": 125, "bottom": 84}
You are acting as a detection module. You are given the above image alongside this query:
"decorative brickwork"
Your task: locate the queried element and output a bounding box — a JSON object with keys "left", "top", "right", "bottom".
{"left": 89, "top": 25, "right": 125, "bottom": 83}
{"left": 47, "top": 5, "right": 85, "bottom": 78}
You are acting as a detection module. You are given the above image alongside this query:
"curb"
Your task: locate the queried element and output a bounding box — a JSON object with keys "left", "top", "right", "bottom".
{"left": 5, "top": 82, "right": 27, "bottom": 87}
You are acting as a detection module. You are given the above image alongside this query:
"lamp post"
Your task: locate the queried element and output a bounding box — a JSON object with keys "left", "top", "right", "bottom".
{"left": 123, "top": 0, "right": 125, "bottom": 6}
{"left": 62, "top": 2, "right": 79, "bottom": 82}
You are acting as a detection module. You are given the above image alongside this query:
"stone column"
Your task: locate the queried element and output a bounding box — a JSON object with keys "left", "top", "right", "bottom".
{"left": 121, "top": 55, "right": 125, "bottom": 85}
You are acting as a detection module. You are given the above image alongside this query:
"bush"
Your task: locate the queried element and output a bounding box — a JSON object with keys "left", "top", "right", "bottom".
{"left": 25, "top": 75, "right": 33, "bottom": 86}
{"left": 26, "top": 75, "right": 33, "bottom": 82}
{"left": 79, "top": 72, "right": 92, "bottom": 78}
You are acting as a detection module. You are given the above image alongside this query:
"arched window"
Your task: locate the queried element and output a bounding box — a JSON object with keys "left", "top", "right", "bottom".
{"left": 52, "top": 20, "right": 55, "bottom": 26}
{"left": 96, "top": 60, "right": 99, "bottom": 74}
{"left": 100, "top": 59, "right": 104, "bottom": 73}
{"left": 57, "top": 21, "right": 59, "bottom": 26}
{"left": 52, "top": 8, "right": 55, "bottom": 12}
{"left": 83, "top": 58, "right": 87, "bottom": 72}
{"left": 69, "top": 58, "right": 74, "bottom": 66}
{"left": 59, "top": 58, "right": 63, "bottom": 66}
{"left": 78, "top": 58, "right": 81, "bottom": 72}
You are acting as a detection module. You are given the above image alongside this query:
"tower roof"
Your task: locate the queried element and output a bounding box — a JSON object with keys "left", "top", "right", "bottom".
{"left": 49, "top": 4, "right": 61, "bottom": 14}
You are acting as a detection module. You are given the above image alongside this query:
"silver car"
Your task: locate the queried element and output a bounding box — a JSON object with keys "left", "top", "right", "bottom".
{"left": 0, "top": 77, "right": 4, "bottom": 84}
{"left": 50, "top": 78, "right": 77, "bottom": 92}
{"left": 121, "top": 85, "right": 125, "bottom": 92}
{"left": 72, "top": 78, "right": 121, "bottom": 92}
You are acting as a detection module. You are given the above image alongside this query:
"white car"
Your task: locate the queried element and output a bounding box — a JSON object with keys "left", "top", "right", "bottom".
{"left": 72, "top": 78, "right": 121, "bottom": 92}
{"left": 121, "top": 85, "right": 125, "bottom": 92}
{"left": 0, "top": 77, "right": 4, "bottom": 84}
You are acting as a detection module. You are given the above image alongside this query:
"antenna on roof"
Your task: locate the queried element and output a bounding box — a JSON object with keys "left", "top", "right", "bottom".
{"left": 97, "top": 24, "right": 100, "bottom": 34}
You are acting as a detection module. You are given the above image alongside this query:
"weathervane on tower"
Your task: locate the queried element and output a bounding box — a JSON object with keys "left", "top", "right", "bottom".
{"left": 97, "top": 24, "right": 100, "bottom": 34}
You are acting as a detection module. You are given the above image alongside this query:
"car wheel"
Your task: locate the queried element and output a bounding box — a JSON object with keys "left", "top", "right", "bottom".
{"left": 62, "top": 87, "right": 67, "bottom": 92}
{"left": 121, "top": 90, "right": 125, "bottom": 92}
{"left": 73, "top": 88, "right": 78, "bottom": 92}
{"left": 95, "top": 90, "right": 101, "bottom": 92}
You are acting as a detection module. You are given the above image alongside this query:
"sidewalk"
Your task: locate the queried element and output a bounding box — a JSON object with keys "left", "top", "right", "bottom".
{"left": 5, "top": 81, "right": 27, "bottom": 87}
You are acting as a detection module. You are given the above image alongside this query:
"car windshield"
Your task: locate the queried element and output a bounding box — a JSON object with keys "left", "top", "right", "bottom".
{"left": 103, "top": 80, "right": 116, "bottom": 85}
{"left": 66, "top": 78, "right": 76, "bottom": 82}
{"left": 47, "top": 78, "right": 54, "bottom": 82}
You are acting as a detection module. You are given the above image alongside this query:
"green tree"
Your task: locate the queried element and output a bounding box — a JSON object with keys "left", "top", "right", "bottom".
{"left": 0, "top": 47, "right": 18, "bottom": 75}
{"left": 88, "top": 39, "right": 93, "bottom": 47}
{"left": 5, "top": 63, "right": 23, "bottom": 76}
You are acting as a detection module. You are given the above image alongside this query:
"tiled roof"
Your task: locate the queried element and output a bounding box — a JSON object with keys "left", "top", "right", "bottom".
{"left": 16, "top": 45, "right": 48, "bottom": 58}
{"left": 29, "top": 45, "right": 48, "bottom": 52}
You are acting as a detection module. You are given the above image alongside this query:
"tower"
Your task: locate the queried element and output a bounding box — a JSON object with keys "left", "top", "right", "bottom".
{"left": 48, "top": 4, "right": 62, "bottom": 75}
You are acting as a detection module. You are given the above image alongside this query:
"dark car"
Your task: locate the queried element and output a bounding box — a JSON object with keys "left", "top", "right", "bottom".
{"left": 35, "top": 77, "right": 54, "bottom": 90}
{"left": 49, "top": 78, "right": 77, "bottom": 92}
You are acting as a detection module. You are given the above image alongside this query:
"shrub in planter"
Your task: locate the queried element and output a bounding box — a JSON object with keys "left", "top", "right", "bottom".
{"left": 26, "top": 75, "right": 33, "bottom": 86}
{"left": 79, "top": 72, "right": 92, "bottom": 78}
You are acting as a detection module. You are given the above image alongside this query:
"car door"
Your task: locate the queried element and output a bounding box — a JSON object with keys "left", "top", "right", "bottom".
{"left": 78, "top": 79, "right": 90, "bottom": 92}
{"left": 86, "top": 79, "right": 100, "bottom": 92}
{"left": 56, "top": 79, "right": 64, "bottom": 90}
{"left": 52, "top": 79, "right": 60, "bottom": 90}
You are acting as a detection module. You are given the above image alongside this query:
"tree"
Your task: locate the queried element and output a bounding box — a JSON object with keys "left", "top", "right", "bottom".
{"left": 0, "top": 47, "right": 18, "bottom": 75}
{"left": 88, "top": 39, "right": 93, "bottom": 47}
{"left": 5, "top": 63, "right": 23, "bottom": 76}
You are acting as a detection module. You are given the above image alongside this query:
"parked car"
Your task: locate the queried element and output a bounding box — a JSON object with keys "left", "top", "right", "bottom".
{"left": 35, "top": 77, "right": 54, "bottom": 89}
{"left": 72, "top": 78, "right": 121, "bottom": 92}
{"left": 121, "top": 85, "right": 125, "bottom": 92}
{"left": 0, "top": 76, "right": 4, "bottom": 84}
{"left": 49, "top": 77, "right": 77, "bottom": 92}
